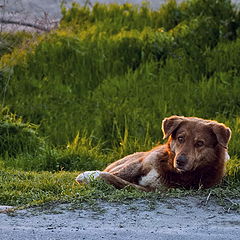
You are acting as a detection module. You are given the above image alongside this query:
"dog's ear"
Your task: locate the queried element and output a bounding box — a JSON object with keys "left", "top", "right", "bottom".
{"left": 210, "top": 122, "right": 231, "bottom": 148}
{"left": 162, "top": 116, "right": 185, "bottom": 139}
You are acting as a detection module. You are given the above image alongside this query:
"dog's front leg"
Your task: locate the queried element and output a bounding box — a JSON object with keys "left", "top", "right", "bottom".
{"left": 100, "top": 172, "right": 150, "bottom": 192}
{"left": 75, "top": 171, "right": 149, "bottom": 192}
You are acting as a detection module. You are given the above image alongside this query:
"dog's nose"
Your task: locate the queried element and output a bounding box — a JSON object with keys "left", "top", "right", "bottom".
{"left": 176, "top": 155, "right": 187, "bottom": 167}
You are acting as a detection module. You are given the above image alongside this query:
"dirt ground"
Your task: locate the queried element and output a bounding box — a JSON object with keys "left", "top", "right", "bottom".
{"left": 0, "top": 197, "right": 240, "bottom": 240}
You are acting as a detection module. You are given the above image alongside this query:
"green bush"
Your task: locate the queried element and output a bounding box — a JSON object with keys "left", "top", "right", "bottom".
{"left": 0, "top": 0, "right": 240, "bottom": 174}
{"left": 0, "top": 108, "right": 45, "bottom": 158}
{"left": 226, "top": 156, "right": 240, "bottom": 183}
{"left": 206, "top": 38, "right": 240, "bottom": 75}
{"left": 60, "top": 2, "right": 159, "bottom": 33}
{"left": 1, "top": 27, "right": 174, "bottom": 144}
{"left": 0, "top": 32, "right": 34, "bottom": 57}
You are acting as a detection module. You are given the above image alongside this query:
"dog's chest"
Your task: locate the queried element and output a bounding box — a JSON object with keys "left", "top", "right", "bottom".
{"left": 138, "top": 168, "right": 161, "bottom": 188}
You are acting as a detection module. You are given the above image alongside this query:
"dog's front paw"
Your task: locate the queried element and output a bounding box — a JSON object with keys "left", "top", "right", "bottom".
{"left": 75, "top": 171, "right": 102, "bottom": 184}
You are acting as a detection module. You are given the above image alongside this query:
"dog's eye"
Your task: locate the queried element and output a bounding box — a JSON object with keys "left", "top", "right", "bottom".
{"left": 178, "top": 136, "right": 184, "bottom": 143}
{"left": 195, "top": 141, "right": 204, "bottom": 148}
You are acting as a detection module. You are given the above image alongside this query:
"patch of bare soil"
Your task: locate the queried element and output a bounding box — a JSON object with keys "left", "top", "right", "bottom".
{"left": 0, "top": 197, "right": 239, "bottom": 240}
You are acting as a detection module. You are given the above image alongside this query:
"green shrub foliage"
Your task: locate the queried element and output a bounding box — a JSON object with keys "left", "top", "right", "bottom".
{"left": 0, "top": 108, "right": 45, "bottom": 157}
{"left": 0, "top": 0, "right": 240, "bottom": 178}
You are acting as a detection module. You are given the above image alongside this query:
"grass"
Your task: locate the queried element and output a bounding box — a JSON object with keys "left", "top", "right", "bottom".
{"left": 0, "top": 161, "right": 239, "bottom": 212}
{"left": 0, "top": 168, "right": 79, "bottom": 207}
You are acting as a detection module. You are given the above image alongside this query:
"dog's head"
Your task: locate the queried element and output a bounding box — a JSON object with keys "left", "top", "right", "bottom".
{"left": 162, "top": 116, "right": 231, "bottom": 172}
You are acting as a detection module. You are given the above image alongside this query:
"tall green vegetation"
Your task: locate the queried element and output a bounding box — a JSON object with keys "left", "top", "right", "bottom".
{"left": 0, "top": 107, "right": 44, "bottom": 157}
{"left": 0, "top": 0, "right": 239, "bottom": 182}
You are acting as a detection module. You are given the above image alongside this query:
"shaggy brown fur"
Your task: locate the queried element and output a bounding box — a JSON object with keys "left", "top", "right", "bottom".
{"left": 76, "top": 116, "right": 231, "bottom": 191}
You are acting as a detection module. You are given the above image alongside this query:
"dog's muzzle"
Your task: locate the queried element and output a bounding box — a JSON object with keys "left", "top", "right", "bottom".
{"left": 175, "top": 154, "right": 187, "bottom": 170}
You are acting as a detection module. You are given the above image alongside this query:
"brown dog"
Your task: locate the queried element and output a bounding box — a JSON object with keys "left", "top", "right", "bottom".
{"left": 76, "top": 116, "right": 231, "bottom": 191}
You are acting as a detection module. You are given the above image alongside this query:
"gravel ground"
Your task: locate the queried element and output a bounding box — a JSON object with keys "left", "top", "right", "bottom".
{"left": 0, "top": 197, "right": 240, "bottom": 240}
